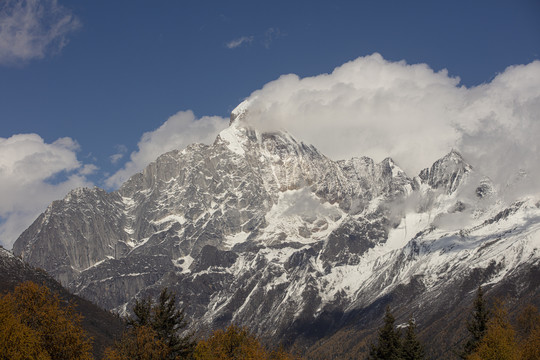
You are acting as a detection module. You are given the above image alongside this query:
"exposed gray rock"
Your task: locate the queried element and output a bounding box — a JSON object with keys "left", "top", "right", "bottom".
{"left": 194, "top": 245, "right": 238, "bottom": 271}
{"left": 11, "top": 107, "right": 540, "bottom": 356}
{"left": 13, "top": 187, "right": 129, "bottom": 285}
{"left": 418, "top": 149, "right": 471, "bottom": 193}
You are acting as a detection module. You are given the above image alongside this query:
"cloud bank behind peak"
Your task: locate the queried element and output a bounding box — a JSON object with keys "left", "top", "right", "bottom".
{"left": 237, "top": 53, "right": 540, "bottom": 197}
{"left": 0, "top": 134, "right": 92, "bottom": 248}
{"left": 3, "top": 54, "right": 538, "bottom": 248}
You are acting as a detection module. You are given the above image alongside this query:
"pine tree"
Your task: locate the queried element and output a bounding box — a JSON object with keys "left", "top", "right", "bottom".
{"left": 401, "top": 317, "right": 425, "bottom": 360}
{"left": 126, "top": 288, "right": 195, "bottom": 359}
{"left": 152, "top": 288, "right": 195, "bottom": 359}
{"left": 130, "top": 296, "right": 152, "bottom": 327}
{"left": 368, "top": 306, "right": 402, "bottom": 360}
{"left": 467, "top": 300, "right": 519, "bottom": 360}
{"left": 461, "top": 286, "right": 489, "bottom": 358}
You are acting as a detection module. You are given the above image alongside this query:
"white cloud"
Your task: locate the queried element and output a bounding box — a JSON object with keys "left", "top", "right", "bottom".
{"left": 226, "top": 35, "right": 254, "bottom": 49}
{"left": 79, "top": 163, "right": 98, "bottom": 175}
{"left": 2, "top": 54, "right": 537, "bottom": 248}
{"left": 110, "top": 153, "right": 124, "bottom": 164}
{"left": 106, "top": 111, "right": 228, "bottom": 189}
{"left": 226, "top": 28, "right": 284, "bottom": 50}
{"left": 0, "top": 134, "right": 92, "bottom": 248}
{"left": 110, "top": 144, "right": 128, "bottom": 164}
{"left": 0, "top": 0, "right": 80, "bottom": 65}
{"left": 237, "top": 54, "right": 540, "bottom": 198}
{"left": 240, "top": 54, "right": 463, "bottom": 174}
{"left": 456, "top": 62, "right": 540, "bottom": 199}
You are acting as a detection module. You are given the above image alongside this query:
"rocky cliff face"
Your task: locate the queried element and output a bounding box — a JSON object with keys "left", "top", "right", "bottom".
{"left": 12, "top": 104, "right": 540, "bottom": 357}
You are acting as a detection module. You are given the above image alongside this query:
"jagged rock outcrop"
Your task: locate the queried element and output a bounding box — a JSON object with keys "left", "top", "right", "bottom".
{"left": 418, "top": 149, "right": 471, "bottom": 193}
{"left": 12, "top": 188, "right": 129, "bottom": 285}
{"left": 12, "top": 103, "right": 540, "bottom": 358}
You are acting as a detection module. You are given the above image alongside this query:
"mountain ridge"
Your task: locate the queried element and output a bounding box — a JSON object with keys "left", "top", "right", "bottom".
{"left": 0, "top": 246, "right": 124, "bottom": 358}
{"left": 12, "top": 110, "right": 540, "bottom": 358}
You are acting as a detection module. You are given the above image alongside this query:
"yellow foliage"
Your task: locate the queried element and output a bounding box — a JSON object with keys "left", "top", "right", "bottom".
{"left": 194, "top": 324, "right": 300, "bottom": 360}
{"left": 0, "top": 302, "right": 50, "bottom": 360}
{"left": 520, "top": 327, "right": 540, "bottom": 360}
{"left": 102, "top": 325, "right": 170, "bottom": 360}
{"left": 194, "top": 324, "right": 266, "bottom": 360}
{"left": 0, "top": 282, "right": 93, "bottom": 360}
{"left": 467, "top": 300, "right": 519, "bottom": 360}
{"left": 268, "top": 346, "right": 301, "bottom": 360}
{"left": 518, "top": 305, "right": 540, "bottom": 360}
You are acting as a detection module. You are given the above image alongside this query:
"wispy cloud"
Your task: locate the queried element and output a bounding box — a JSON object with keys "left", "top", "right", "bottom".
{"left": 226, "top": 35, "right": 254, "bottom": 49}
{"left": 263, "top": 27, "right": 283, "bottom": 49}
{"left": 0, "top": 0, "right": 81, "bottom": 65}
{"left": 0, "top": 134, "right": 93, "bottom": 248}
{"left": 110, "top": 153, "right": 124, "bottom": 164}
{"left": 226, "top": 28, "right": 284, "bottom": 50}
{"left": 110, "top": 144, "right": 128, "bottom": 164}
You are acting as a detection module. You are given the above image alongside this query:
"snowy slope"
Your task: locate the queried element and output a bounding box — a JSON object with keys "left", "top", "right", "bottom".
{"left": 12, "top": 102, "right": 540, "bottom": 355}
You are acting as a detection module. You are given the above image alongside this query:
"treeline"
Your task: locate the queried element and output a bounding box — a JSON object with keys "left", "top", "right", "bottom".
{"left": 368, "top": 286, "right": 540, "bottom": 360}
{"left": 1, "top": 282, "right": 539, "bottom": 359}
{"left": 0, "top": 282, "right": 299, "bottom": 360}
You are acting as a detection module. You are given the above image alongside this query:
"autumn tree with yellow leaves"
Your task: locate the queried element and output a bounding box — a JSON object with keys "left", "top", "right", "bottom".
{"left": 0, "top": 281, "right": 93, "bottom": 360}
{"left": 466, "top": 300, "right": 540, "bottom": 360}
{"left": 194, "top": 324, "right": 300, "bottom": 360}
{"left": 104, "top": 288, "right": 195, "bottom": 359}
{"left": 516, "top": 304, "right": 540, "bottom": 360}
{"left": 102, "top": 325, "right": 170, "bottom": 360}
{"left": 467, "top": 300, "right": 519, "bottom": 360}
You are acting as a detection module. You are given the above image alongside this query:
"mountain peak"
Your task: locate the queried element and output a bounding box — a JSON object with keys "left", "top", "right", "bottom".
{"left": 216, "top": 120, "right": 251, "bottom": 156}
{"left": 419, "top": 149, "right": 472, "bottom": 193}
{"left": 379, "top": 157, "right": 407, "bottom": 177}
{"left": 444, "top": 148, "right": 465, "bottom": 162}
{"left": 229, "top": 99, "right": 251, "bottom": 125}
{"left": 12, "top": 116, "right": 540, "bottom": 360}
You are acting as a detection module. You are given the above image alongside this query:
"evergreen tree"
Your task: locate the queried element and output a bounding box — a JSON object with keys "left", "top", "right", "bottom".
{"left": 126, "top": 288, "right": 195, "bottom": 359}
{"left": 461, "top": 286, "right": 489, "bottom": 358}
{"left": 130, "top": 297, "right": 152, "bottom": 327}
{"left": 467, "top": 300, "right": 519, "bottom": 360}
{"left": 152, "top": 288, "right": 195, "bottom": 359}
{"left": 368, "top": 306, "right": 402, "bottom": 360}
{"left": 401, "top": 318, "right": 425, "bottom": 360}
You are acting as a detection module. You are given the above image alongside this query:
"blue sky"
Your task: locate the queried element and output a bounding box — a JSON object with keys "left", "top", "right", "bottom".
{"left": 0, "top": 0, "right": 539, "bottom": 247}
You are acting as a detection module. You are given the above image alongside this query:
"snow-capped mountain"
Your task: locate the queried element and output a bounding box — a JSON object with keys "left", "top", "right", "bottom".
{"left": 12, "top": 103, "right": 540, "bottom": 357}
